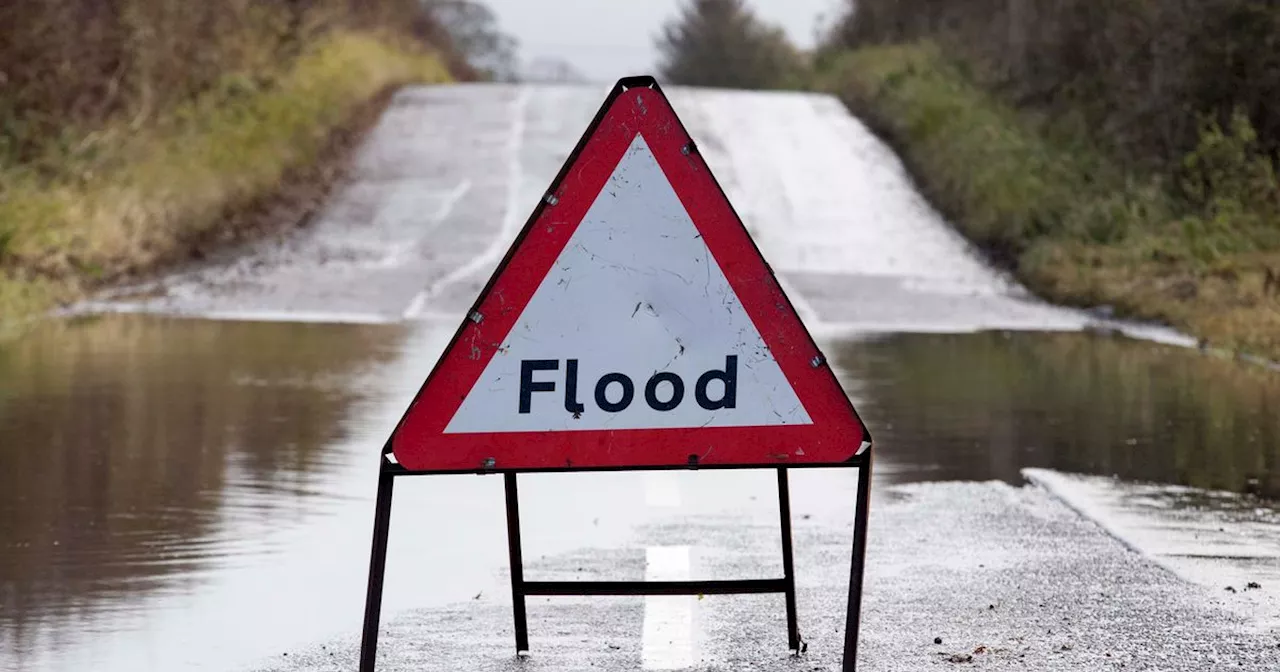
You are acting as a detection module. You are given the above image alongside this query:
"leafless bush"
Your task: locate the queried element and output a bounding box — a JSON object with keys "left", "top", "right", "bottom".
{"left": 421, "top": 0, "right": 517, "bottom": 81}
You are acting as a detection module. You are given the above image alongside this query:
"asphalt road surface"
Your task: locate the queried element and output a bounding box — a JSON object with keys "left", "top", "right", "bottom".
{"left": 46, "top": 83, "right": 1278, "bottom": 670}
{"left": 88, "top": 84, "right": 1173, "bottom": 338}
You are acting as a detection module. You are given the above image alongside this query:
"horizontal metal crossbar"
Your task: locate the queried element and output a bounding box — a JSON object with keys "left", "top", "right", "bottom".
{"left": 522, "top": 578, "right": 787, "bottom": 596}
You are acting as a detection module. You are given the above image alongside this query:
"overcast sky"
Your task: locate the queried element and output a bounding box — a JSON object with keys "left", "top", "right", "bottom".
{"left": 483, "top": 0, "right": 843, "bottom": 82}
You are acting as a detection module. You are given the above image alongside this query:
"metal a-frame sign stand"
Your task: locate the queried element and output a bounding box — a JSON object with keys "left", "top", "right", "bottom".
{"left": 357, "top": 76, "right": 874, "bottom": 672}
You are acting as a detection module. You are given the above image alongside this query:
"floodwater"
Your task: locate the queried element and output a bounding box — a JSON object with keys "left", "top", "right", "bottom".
{"left": 3, "top": 314, "right": 1278, "bottom": 670}
{"left": 834, "top": 329, "right": 1280, "bottom": 498}
{"left": 0, "top": 315, "right": 415, "bottom": 670}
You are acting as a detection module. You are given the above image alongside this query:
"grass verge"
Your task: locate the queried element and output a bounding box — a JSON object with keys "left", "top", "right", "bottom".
{"left": 0, "top": 31, "right": 451, "bottom": 325}
{"left": 819, "top": 43, "right": 1280, "bottom": 360}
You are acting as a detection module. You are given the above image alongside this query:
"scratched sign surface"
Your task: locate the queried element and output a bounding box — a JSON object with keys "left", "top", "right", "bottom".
{"left": 391, "top": 80, "right": 869, "bottom": 472}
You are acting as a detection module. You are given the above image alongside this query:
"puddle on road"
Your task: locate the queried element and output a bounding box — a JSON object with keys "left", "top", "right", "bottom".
{"left": 0, "top": 315, "right": 409, "bottom": 669}
{"left": 829, "top": 330, "right": 1279, "bottom": 498}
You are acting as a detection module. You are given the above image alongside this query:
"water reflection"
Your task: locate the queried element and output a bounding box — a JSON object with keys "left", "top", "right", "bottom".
{"left": 0, "top": 315, "right": 406, "bottom": 658}
{"left": 831, "top": 330, "right": 1280, "bottom": 498}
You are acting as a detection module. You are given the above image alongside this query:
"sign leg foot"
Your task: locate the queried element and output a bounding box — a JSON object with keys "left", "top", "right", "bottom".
{"left": 359, "top": 460, "right": 396, "bottom": 672}
{"left": 777, "top": 468, "right": 801, "bottom": 653}
{"left": 842, "top": 457, "right": 872, "bottom": 672}
{"left": 505, "top": 473, "right": 531, "bottom": 655}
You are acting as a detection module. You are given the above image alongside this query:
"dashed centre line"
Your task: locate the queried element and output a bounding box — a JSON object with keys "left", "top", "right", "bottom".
{"left": 641, "top": 546, "right": 695, "bottom": 670}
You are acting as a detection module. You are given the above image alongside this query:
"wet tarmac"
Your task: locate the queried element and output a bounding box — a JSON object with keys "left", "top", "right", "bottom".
{"left": 4, "top": 83, "right": 1278, "bottom": 670}
{"left": 1026, "top": 469, "right": 1280, "bottom": 630}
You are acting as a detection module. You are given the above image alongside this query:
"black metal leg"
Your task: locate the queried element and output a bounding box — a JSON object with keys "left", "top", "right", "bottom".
{"left": 356, "top": 459, "right": 866, "bottom": 668}
{"left": 843, "top": 456, "right": 873, "bottom": 672}
{"left": 777, "top": 468, "right": 801, "bottom": 652}
{"left": 359, "top": 460, "right": 397, "bottom": 672}
{"left": 504, "top": 472, "right": 530, "bottom": 654}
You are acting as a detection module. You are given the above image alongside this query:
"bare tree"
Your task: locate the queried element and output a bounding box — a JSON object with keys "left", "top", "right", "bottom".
{"left": 421, "top": 0, "right": 519, "bottom": 81}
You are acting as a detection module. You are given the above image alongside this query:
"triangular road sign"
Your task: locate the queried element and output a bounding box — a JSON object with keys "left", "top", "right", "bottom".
{"left": 391, "top": 77, "right": 870, "bottom": 472}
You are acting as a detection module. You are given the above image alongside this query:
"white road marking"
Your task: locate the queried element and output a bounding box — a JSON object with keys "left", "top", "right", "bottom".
{"left": 402, "top": 178, "right": 475, "bottom": 320}
{"left": 438, "top": 179, "right": 475, "bottom": 220}
{"left": 641, "top": 546, "right": 695, "bottom": 670}
{"left": 409, "top": 87, "right": 531, "bottom": 316}
{"left": 399, "top": 290, "right": 428, "bottom": 323}
{"left": 643, "top": 472, "right": 682, "bottom": 508}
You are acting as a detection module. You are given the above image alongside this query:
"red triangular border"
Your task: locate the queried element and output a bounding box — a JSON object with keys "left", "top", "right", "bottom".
{"left": 391, "top": 78, "right": 870, "bottom": 472}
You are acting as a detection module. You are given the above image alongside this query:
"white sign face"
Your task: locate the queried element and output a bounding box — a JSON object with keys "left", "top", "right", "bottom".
{"left": 445, "top": 135, "right": 811, "bottom": 434}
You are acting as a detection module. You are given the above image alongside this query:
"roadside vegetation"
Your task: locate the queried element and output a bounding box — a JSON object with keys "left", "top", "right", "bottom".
{"left": 656, "top": 0, "right": 808, "bottom": 90}
{"left": 0, "top": 0, "right": 504, "bottom": 328}
{"left": 659, "top": 0, "right": 1280, "bottom": 360}
{"left": 814, "top": 1, "right": 1280, "bottom": 359}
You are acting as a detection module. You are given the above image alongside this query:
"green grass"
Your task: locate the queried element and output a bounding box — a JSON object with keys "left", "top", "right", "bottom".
{"left": 820, "top": 42, "right": 1280, "bottom": 359}
{"left": 0, "top": 32, "right": 450, "bottom": 321}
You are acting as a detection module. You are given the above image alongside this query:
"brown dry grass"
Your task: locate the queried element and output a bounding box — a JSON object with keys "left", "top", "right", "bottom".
{"left": 1027, "top": 241, "right": 1280, "bottom": 356}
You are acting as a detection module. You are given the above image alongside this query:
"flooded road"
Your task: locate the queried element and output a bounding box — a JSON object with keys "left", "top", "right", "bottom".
{"left": 4, "top": 83, "right": 1278, "bottom": 670}
{"left": 0, "top": 316, "right": 414, "bottom": 669}
{"left": 2, "top": 314, "right": 680, "bottom": 670}
{"left": 3, "top": 316, "right": 1277, "bottom": 670}
{"left": 836, "top": 330, "right": 1280, "bottom": 497}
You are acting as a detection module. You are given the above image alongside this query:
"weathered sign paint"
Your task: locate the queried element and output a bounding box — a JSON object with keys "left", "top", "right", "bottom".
{"left": 390, "top": 84, "right": 868, "bottom": 472}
